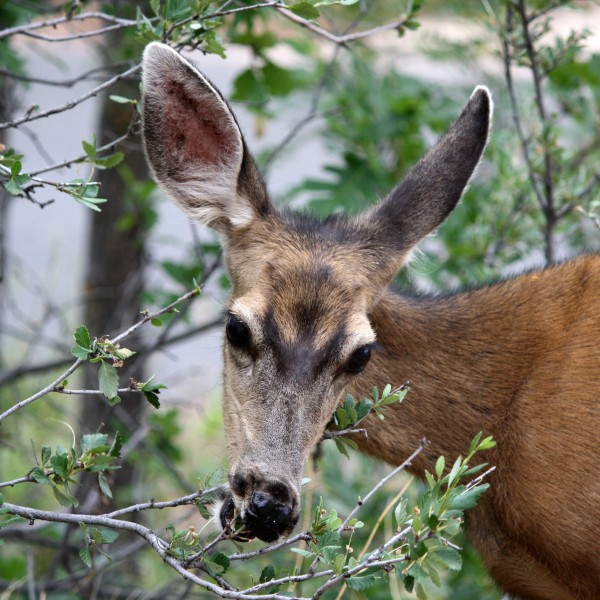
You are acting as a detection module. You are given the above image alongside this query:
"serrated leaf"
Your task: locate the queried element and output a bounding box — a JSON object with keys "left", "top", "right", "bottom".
{"left": 71, "top": 344, "right": 91, "bottom": 359}
{"left": 433, "top": 546, "right": 462, "bottom": 571}
{"left": 98, "top": 361, "right": 119, "bottom": 399}
{"left": 451, "top": 483, "right": 490, "bottom": 510}
{"left": 97, "top": 527, "right": 119, "bottom": 544}
{"left": 50, "top": 454, "right": 69, "bottom": 478}
{"left": 74, "top": 325, "right": 91, "bottom": 349}
{"left": 81, "top": 433, "right": 109, "bottom": 454}
{"left": 30, "top": 466, "right": 50, "bottom": 485}
{"left": 346, "top": 574, "right": 377, "bottom": 591}
{"left": 209, "top": 551, "right": 230, "bottom": 574}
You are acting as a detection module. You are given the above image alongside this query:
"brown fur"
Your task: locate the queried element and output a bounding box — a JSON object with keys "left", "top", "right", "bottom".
{"left": 141, "top": 43, "right": 600, "bottom": 598}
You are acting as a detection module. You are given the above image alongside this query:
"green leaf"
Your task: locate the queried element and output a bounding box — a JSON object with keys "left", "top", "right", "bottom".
{"left": 259, "top": 564, "right": 275, "bottom": 583}
{"left": 94, "top": 151, "right": 125, "bottom": 169}
{"left": 108, "top": 431, "right": 123, "bottom": 457}
{"left": 290, "top": 547, "right": 314, "bottom": 558}
{"left": 446, "top": 456, "right": 462, "bottom": 487}
{"left": 346, "top": 574, "right": 377, "bottom": 591}
{"left": 97, "top": 527, "right": 119, "bottom": 544}
{"left": 30, "top": 466, "right": 50, "bottom": 484}
{"left": 5, "top": 173, "right": 31, "bottom": 196}
{"left": 150, "top": 317, "right": 163, "bottom": 327}
{"left": 82, "top": 137, "right": 96, "bottom": 159}
{"left": 41, "top": 445, "right": 52, "bottom": 465}
{"left": 450, "top": 483, "right": 490, "bottom": 510}
{"left": 79, "top": 547, "right": 92, "bottom": 568}
{"left": 50, "top": 454, "right": 69, "bottom": 478}
{"left": 71, "top": 344, "right": 91, "bottom": 360}
{"left": 74, "top": 325, "right": 91, "bottom": 349}
{"left": 289, "top": 2, "right": 320, "bottom": 19}
{"left": 81, "top": 433, "right": 109, "bottom": 454}
{"left": 209, "top": 551, "right": 230, "bottom": 575}
{"left": 432, "top": 546, "right": 462, "bottom": 571}
{"left": 98, "top": 473, "right": 113, "bottom": 499}
{"left": 98, "top": 361, "right": 119, "bottom": 399}
{"left": 435, "top": 455, "right": 445, "bottom": 478}
{"left": 143, "top": 390, "right": 161, "bottom": 409}
{"left": 52, "top": 484, "right": 77, "bottom": 507}
{"left": 333, "top": 437, "right": 350, "bottom": 459}
{"left": 109, "top": 94, "right": 135, "bottom": 104}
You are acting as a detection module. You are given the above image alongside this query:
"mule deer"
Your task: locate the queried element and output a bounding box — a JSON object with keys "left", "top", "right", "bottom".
{"left": 141, "top": 43, "right": 600, "bottom": 599}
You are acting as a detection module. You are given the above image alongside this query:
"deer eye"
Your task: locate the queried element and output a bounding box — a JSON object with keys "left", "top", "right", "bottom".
{"left": 346, "top": 345, "right": 372, "bottom": 374}
{"left": 226, "top": 313, "right": 251, "bottom": 350}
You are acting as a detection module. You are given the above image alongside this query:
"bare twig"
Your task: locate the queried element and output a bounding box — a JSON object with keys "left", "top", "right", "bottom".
{"left": 275, "top": 7, "right": 411, "bottom": 46}
{"left": 0, "top": 64, "right": 141, "bottom": 131}
{"left": 516, "top": 0, "right": 556, "bottom": 264}
{"left": 0, "top": 12, "right": 139, "bottom": 40}
{"left": 0, "top": 62, "right": 133, "bottom": 88}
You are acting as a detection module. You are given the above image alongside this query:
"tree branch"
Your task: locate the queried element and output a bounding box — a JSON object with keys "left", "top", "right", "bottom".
{"left": 0, "top": 64, "right": 141, "bottom": 131}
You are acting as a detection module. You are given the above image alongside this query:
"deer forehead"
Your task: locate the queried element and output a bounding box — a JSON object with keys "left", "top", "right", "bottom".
{"left": 229, "top": 262, "right": 375, "bottom": 356}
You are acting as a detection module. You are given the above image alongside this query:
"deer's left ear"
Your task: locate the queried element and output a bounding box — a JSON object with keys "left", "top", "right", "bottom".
{"left": 142, "top": 43, "right": 271, "bottom": 233}
{"left": 357, "top": 86, "right": 492, "bottom": 283}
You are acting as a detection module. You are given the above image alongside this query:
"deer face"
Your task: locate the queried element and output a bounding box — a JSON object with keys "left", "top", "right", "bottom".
{"left": 220, "top": 222, "right": 381, "bottom": 540}
{"left": 141, "top": 43, "right": 491, "bottom": 542}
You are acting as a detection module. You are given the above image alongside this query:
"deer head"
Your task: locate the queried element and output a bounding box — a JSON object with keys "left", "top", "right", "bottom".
{"left": 142, "top": 42, "right": 491, "bottom": 542}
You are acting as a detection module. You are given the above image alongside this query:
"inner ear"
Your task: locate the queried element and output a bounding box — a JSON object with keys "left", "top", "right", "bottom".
{"left": 142, "top": 43, "right": 270, "bottom": 233}
{"left": 160, "top": 76, "right": 241, "bottom": 171}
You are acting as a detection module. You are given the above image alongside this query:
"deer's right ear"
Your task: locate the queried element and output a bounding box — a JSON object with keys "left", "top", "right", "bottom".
{"left": 142, "top": 43, "right": 271, "bottom": 233}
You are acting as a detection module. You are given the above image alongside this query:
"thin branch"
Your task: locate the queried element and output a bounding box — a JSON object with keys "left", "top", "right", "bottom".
{"left": 516, "top": 0, "right": 556, "bottom": 263}
{"left": 0, "top": 12, "right": 139, "bottom": 40}
{"left": 0, "top": 62, "right": 133, "bottom": 88}
{"left": 275, "top": 7, "right": 410, "bottom": 46}
{"left": 0, "top": 64, "right": 141, "bottom": 131}
{"left": 0, "top": 287, "right": 200, "bottom": 424}
{"left": 227, "top": 530, "right": 312, "bottom": 561}
{"left": 19, "top": 23, "right": 137, "bottom": 43}
{"left": 338, "top": 441, "right": 427, "bottom": 532}
{"left": 501, "top": 7, "right": 546, "bottom": 213}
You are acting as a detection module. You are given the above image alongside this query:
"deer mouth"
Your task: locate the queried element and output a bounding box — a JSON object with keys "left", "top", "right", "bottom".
{"left": 219, "top": 492, "right": 298, "bottom": 543}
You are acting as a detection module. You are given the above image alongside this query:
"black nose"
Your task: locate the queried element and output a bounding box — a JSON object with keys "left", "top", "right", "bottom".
{"left": 244, "top": 491, "right": 293, "bottom": 543}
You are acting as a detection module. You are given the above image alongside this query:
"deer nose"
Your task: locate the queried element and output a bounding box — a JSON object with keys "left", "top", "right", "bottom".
{"left": 244, "top": 491, "right": 293, "bottom": 543}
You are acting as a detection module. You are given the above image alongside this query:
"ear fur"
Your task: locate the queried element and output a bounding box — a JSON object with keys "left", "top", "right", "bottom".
{"left": 358, "top": 86, "right": 493, "bottom": 282}
{"left": 142, "top": 42, "right": 270, "bottom": 232}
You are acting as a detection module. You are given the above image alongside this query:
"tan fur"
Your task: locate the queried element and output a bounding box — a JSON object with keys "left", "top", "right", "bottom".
{"left": 141, "top": 42, "right": 599, "bottom": 598}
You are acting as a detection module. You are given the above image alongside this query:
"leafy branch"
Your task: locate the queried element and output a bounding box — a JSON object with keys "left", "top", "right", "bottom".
{"left": 0, "top": 435, "right": 495, "bottom": 599}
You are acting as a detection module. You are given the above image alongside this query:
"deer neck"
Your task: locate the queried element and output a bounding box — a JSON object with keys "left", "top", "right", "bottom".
{"left": 349, "top": 279, "right": 544, "bottom": 472}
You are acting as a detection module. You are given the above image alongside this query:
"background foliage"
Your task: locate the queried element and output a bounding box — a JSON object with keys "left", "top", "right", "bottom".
{"left": 1, "top": 0, "right": 599, "bottom": 598}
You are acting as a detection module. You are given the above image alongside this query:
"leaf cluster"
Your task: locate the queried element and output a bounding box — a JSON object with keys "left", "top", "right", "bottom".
{"left": 328, "top": 384, "right": 408, "bottom": 457}
{"left": 28, "top": 432, "right": 123, "bottom": 507}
